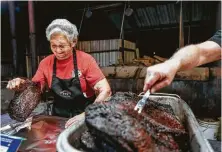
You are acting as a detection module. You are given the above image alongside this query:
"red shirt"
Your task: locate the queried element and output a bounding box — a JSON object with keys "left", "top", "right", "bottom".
{"left": 32, "top": 50, "right": 105, "bottom": 97}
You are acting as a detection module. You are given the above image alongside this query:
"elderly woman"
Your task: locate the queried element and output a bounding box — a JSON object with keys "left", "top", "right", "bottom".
{"left": 7, "top": 19, "right": 111, "bottom": 127}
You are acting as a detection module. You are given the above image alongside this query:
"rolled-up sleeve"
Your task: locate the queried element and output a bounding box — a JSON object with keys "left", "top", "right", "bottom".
{"left": 32, "top": 61, "right": 46, "bottom": 88}
{"left": 208, "top": 30, "right": 221, "bottom": 47}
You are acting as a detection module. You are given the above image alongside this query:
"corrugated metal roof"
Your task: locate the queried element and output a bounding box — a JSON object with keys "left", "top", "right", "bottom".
{"left": 109, "top": 2, "right": 214, "bottom": 30}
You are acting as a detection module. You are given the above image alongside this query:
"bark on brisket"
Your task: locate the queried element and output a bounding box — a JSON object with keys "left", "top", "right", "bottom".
{"left": 86, "top": 103, "right": 154, "bottom": 152}
{"left": 114, "top": 100, "right": 185, "bottom": 150}
{"left": 80, "top": 130, "right": 101, "bottom": 152}
{"left": 85, "top": 92, "right": 187, "bottom": 152}
{"left": 8, "top": 80, "right": 41, "bottom": 121}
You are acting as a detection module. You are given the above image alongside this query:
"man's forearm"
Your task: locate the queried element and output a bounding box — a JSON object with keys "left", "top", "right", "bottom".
{"left": 168, "top": 41, "right": 221, "bottom": 71}
{"left": 169, "top": 45, "right": 200, "bottom": 71}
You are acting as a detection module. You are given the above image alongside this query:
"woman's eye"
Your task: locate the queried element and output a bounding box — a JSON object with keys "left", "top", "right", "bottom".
{"left": 59, "top": 45, "right": 65, "bottom": 49}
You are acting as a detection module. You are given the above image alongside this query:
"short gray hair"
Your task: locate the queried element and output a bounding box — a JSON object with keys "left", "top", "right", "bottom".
{"left": 46, "top": 19, "right": 79, "bottom": 42}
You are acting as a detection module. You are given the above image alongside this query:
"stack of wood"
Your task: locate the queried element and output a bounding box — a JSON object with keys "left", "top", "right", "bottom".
{"left": 133, "top": 55, "right": 167, "bottom": 66}
{"left": 76, "top": 39, "right": 137, "bottom": 66}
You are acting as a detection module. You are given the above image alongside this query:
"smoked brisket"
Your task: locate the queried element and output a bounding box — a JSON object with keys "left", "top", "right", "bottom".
{"left": 83, "top": 92, "right": 188, "bottom": 152}
{"left": 8, "top": 80, "right": 41, "bottom": 121}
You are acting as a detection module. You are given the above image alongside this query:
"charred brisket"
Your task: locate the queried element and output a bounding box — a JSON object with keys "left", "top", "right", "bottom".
{"left": 8, "top": 80, "right": 41, "bottom": 121}
{"left": 81, "top": 92, "right": 188, "bottom": 152}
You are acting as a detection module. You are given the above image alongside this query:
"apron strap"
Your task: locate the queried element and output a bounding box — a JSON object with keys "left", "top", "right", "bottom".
{"left": 53, "top": 57, "right": 56, "bottom": 77}
{"left": 53, "top": 49, "right": 80, "bottom": 84}
{"left": 73, "top": 49, "right": 80, "bottom": 84}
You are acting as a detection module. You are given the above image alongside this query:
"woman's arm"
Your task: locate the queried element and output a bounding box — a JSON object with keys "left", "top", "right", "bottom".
{"left": 93, "top": 78, "right": 112, "bottom": 102}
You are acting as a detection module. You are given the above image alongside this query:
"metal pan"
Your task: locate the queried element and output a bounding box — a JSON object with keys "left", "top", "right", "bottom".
{"left": 56, "top": 93, "right": 214, "bottom": 152}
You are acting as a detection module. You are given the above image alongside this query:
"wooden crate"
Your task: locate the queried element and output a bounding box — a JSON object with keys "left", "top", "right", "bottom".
{"left": 77, "top": 39, "right": 137, "bottom": 66}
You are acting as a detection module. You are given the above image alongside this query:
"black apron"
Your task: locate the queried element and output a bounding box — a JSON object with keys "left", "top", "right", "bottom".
{"left": 51, "top": 50, "right": 95, "bottom": 118}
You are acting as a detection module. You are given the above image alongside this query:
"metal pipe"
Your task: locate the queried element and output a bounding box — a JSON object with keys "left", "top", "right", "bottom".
{"left": 124, "top": 24, "right": 200, "bottom": 33}
{"left": 76, "top": 3, "right": 123, "bottom": 11}
{"left": 28, "top": 1, "right": 37, "bottom": 77}
{"left": 25, "top": 48, "right": 31, "bottom": 78}
{"left": 215, "top": 1, "right": 221, "bottom": 30}
{"left": 78, "top": 6, "right": 86, "bottom": 35}
{"left": 119, "top": 2, "right": 127, "bottom": 39}
{"left": 179, "top": 1, "right": 184, "bottom": 48}
{"left": 188, "top": 2, "right": 192, "bottom": 45}
{"left": 188, "top": 26, "right": 190, "bottom": 44}
{"left": 8, "top": 1, "right": 17, "bottom": 76}
{"left": 120, "top": 2, "right": 127, "bottom": 63}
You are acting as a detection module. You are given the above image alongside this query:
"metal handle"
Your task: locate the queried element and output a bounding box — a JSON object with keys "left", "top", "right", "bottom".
{"left": 150, "top": 93, "right": 181, "bottom": 99}
{"left": 144, "top": 90, "right": 151, "bottom": 98}
{"left": 138, "top": 92, "right": 181, "bottom": 99}
{"left": 138, "top": 92, "right": 145, "bottom": 97}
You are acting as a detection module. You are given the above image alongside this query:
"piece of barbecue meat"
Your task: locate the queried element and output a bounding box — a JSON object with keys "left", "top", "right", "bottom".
{"left": 86, "top": 102, "right": 155, "bottom": 152}
{"left": 8, "top": 80, "right": 41, "bottom": 121}
{"left": 84, "top": 92, "right": 187, "bottom": 152}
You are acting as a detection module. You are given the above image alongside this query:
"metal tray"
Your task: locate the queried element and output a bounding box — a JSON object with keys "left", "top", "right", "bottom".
{"left": 56, "top": 93, "right": 214, "bottom": 152}
{"left": 15, "top": 115, "right": 68, "bottom": 152}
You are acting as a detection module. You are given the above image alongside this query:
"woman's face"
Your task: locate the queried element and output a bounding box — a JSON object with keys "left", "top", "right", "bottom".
{"left": 50, "top": 34, "right": 75, "bottom": 60}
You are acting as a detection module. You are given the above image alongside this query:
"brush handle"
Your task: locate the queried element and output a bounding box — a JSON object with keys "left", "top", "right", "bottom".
{"left": 143, "top": 90, "right": 150, "bottom": 99}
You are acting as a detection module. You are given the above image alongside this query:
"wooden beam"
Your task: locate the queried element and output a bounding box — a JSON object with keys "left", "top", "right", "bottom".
{"left": 102, "top": 66, "right": 211, "bottom": 81}
{"left": 210, "top": 67, "right": 221, "bottom": 78}
{"left": 175, "top": 68, "right": 209, "bottom": 81}
{"left": 139, "top": 67, "right": 210, "bottom": 81}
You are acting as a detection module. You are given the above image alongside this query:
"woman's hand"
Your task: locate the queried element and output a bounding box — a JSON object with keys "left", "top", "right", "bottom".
{"left": 65, "top": 112, "right": 85, "bottom": 128}
{"left": 6, "top": 78, "right": 25, "bottom": 90}
{"left": 93, "top": 78, "right": 112, "bottom": 103}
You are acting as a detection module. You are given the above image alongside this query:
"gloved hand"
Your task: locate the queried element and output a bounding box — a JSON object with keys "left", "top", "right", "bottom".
{"left": 65, "top": 112, "right": 85, "bottom": 128}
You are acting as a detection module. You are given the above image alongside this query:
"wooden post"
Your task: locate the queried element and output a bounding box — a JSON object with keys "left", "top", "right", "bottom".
{"left": 28, "top": 1, "right": 37, "bottom": 77}
{"left": 8, "top": 1, "right": 18, "bottom": 76}
{"left": 179, "top": 1, "right": 184, "bottom": 48}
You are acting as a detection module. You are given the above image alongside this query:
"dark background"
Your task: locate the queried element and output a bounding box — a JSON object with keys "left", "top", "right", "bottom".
{"left": 1, "top": 1, "right": 220, "bottom": 77}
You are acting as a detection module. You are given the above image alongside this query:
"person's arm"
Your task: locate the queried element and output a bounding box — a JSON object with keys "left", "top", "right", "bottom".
{"left": 93, "top": 78, "right": 111, "bottom": 102}
{"left": 84, "top": 54, "right": 112, "bottom": 102}
{"left": 32, "top": 64, "right": 46, "bottom": 92}
{"left": 65, "top": 56, "right": 112, "bottom": 129}
{"left": 6, "top": 78, "right": 26, "bottom": 90}
{"left": 170, "top": 41, "right": 221, "bottom": 71}
{"left": 65, "top": 79, "right": 111, "bottom": 129}
{"left": 144, "top": 40, "right": 221, "bottom": 93}
{"left": 7, "top": 60, "right": 46, "bottom": 91}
